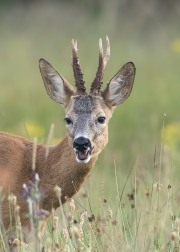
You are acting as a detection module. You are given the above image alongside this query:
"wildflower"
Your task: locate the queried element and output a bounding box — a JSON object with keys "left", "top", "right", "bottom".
{"left": 164, "top": 123, "right": 180, "bottom": 147}
{"left": 35, "top": 209, "right": 50, "bottom": 220}
{"left": 22, "top": 184, "right": 29, "bottom": 199}
{"left": 171, "top": 39, "right": 180, "bottom": 53}
{"left": 23, "top": 120, "right": 45, "bottom": 138}
{"left": 22, "top": 172, "right": 45, "bottom": 231}
{"left": 35, "top": 173, "right": 40, "bottom": 182}
{"left": 22, "top": 173, "right": 44, "bottom": 203}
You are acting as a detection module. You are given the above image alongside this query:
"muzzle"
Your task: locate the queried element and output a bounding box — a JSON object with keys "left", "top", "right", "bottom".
{"left": 73, "top": 137, "right": 92, "bottom": 162}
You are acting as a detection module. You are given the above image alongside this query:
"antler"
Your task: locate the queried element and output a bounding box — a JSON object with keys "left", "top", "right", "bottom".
{"left": 90, "top": 36, "right": 110, "bottom": 95}
{"left": 71, "top": 39, "right": 86, "bottom": 95}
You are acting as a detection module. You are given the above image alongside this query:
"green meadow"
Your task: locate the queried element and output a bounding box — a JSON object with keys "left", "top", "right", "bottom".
{"left": 0, "top": 2, "right": 180, "bottom": 251}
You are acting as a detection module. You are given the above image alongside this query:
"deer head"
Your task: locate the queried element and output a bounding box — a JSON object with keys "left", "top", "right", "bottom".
{"left": 39, "top": 36, "right": 136, "bottom": 163}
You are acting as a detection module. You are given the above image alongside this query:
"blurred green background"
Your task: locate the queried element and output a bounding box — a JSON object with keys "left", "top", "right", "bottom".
{"left": 0, "top": 0, "right": 180, "bottom": 195}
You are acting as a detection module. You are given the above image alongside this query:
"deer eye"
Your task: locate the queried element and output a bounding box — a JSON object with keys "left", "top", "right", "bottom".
{"left": 97, "top": 116, "right": 106, "bottom": 124}
{"left": 64, "top": 118, "right": 72, "bottom": 125}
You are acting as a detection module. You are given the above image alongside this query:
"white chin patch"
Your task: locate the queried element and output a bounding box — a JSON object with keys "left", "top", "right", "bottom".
{"left": 76, "top": 155, "right": 91, "bottom": 163}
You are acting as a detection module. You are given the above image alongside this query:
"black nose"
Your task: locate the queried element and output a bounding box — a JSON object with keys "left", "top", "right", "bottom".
{"left": 73, "top": 137, "right": 91, "bottom": 152}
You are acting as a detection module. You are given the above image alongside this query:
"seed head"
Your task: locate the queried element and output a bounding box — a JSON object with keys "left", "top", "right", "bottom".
{"left": 53, "top": 216, "right": 59, "bottom": 230}
{"left": 175, "top": 218, "right": 180, "bottom": 230}
{"left": 79, "top": 211, "right": 87, "bottom": 240}
{"left": 154, "top": 183, "right": 163, "bottom": 191}
{"left": 127, "top": 193, "right": 134, "bottom": 201}
{"left": 63, "top": 228, "right": 69, "bottom": 243}
{"left": 107, "top": 208, "right": 113, "bottom": 220}
{"left": 70, "top": 226, "right": 79, "bottom": 239}
{"left": 145, "top": 192, "right": 149, "bottom": 197}
{"left": 8, "top": 194, "right": 17, "bottom": 206}
{"left": 54, "top": 185, "right": 62, "bottom": 198}
{"left": 69, "top": 199, "right": 75, "bottom": 212}
{"left": 112, "top": 220, "right": 117, "bottom": 225}
{"left": 171, "top": 231, "right": 178, "bottom": 241}
{"left": 88, "top": 214, "right": 95, "bottom": 222}
{"left": 131, "top": 204, "right": 135, "bottom": 209}
{"left": 168, "top": 184, "right": 172, "bottom": 190}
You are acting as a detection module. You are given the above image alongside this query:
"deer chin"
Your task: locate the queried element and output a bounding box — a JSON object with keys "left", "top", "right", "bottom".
{"left": 75, "top": 150, "right": 91, "bottom": 163}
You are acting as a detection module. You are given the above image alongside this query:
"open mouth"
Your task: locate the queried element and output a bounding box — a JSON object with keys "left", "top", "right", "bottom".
{"left": 77, "top": 150, "right": 90, "bottom": 160}
{"left": 75, "top": 149, "right": 91, "bottom": 163}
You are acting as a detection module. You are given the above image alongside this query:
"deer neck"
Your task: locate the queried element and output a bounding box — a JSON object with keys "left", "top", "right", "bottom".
{"left": 39, "top": 135, "right": 97, "bottom": 211}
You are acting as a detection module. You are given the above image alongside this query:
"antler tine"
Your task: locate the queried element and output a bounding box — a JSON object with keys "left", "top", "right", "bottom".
{"left": 104, "top": 35, "right": 110, "bottom": 68}
{"left": 90, "top": 36, "right": 110, "bottom": 95}
{"left": 99, "top": 38, "right": 103, "bottom": 64}
{"left": 71, "top": 39, "right": 78, "bottom": 59}
{"left": 71, "top": 39, "right": 86, "bottom": 95}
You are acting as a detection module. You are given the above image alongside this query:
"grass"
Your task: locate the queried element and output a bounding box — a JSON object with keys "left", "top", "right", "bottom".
{"left": 0, "top": 2, "right": 180, "bottom": 251}
{"left": 1, "top": 147, "right": 180, "bottom": 251}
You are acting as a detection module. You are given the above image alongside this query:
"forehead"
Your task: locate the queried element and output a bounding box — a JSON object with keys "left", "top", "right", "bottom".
{"left": 70, "top": 95, "right": 105, "bottom": 114}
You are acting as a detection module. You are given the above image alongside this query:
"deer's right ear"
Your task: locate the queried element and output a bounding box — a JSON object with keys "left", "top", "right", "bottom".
{"left": 39, "top": 59, "right": 75, "bottom": 107}
{"left": 102, "top": 62, "right": 136, "bottom": 107}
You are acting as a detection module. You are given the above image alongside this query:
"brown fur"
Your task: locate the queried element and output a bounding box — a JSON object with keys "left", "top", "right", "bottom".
{"left": 0, "top": 132, "right": 97, "bottom": 232}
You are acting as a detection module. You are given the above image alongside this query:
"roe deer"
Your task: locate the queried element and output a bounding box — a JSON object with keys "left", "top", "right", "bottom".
{"left": 0, "top": 36, "right": 135, "bottom": 237}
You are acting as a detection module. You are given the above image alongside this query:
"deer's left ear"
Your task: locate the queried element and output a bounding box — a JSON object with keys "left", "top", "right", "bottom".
{"left": 102, "top": 62, "right": 136, "bottom": 107}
